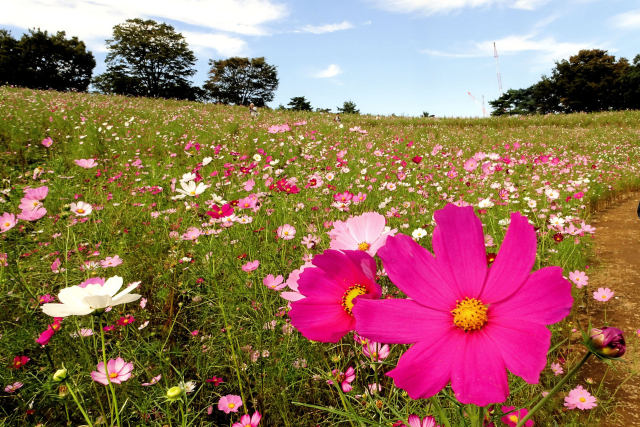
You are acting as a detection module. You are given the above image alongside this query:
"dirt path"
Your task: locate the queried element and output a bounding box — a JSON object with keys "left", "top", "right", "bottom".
{"left": 581, "top": 192, "right": 640, "bottom": 426}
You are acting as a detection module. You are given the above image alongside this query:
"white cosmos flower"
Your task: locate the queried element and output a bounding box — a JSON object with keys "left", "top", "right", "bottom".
{"left": 202, "top": 157, "right": 213, "bottom": 166}
{"left": 42, "top": 276, "right": 141, "bottom": 317}
{"left": 180, "top": 172, "right": 196, "bottom": 183}
{"left": 176, "top": 180, "right": 208, "bottom": 198}
{"left": 70, "top": 201, "right": 93, "bottom": 216}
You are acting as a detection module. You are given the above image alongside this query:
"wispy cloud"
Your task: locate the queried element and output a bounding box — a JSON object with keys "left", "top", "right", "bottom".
{"left": 0, "top": 0, "right": 287, "bottom": 52}
{"left": 182, "top": 32, "right": 248, "bottom": 57}
{"left": 422, "top": 33, "right": 598, "bottom": 64}
{"left": 367, "top": 0, "right": 548, "bottom": 15}
{"left": 610, "top": 9, "right": 640, "bottom": 29}
{"left": 313, "top": 64, "right": 342, "bottom": 78}
{"left": 299, "top": 21, "right": 354, "bottom": 34}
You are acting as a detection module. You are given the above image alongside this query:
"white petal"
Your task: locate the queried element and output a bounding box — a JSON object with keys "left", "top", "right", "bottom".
{"left": 103, "top": 276, "right": 123, "bottom": 296}
{"left": 112, "top": 282, "right": 140, "bottom": 301}
{"left": 112, "top": 293, "right": 141, "bottom": 307}
{"left": 83, "top": 295, "right": 112, "bottom": 310}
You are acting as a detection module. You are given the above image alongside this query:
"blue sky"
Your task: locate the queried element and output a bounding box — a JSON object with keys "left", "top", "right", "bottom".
{"left": 3, "top": 0, "right": 640, "bottom": 117}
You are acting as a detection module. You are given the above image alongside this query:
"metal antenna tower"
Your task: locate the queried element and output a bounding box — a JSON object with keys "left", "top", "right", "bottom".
{"left": 493, "top": 42, "right": 503, "bottom": 96}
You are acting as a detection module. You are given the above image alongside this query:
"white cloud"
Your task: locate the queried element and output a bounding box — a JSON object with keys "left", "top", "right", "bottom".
{"left": 299, "top": 21, "right": 354, "bottom": 34}
{"left": 367, "top": 0, "right": 548, "bottom": 14}
{"left": 183, "top": 32, "right": 248, "bottom": 57}
{"left": 0, "top": 0, "right": 287, "bottom": 52}
{"left": 611, "top": 9, "right": 640, "bottom": 29}
{"left": 422, "top": 33, "right": 598, "bottom": 64}
{"left": 313, "top": 64, "right": 342, "bottom": 78}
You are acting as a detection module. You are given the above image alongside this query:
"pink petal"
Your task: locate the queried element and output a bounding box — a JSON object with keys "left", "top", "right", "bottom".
{"left": 490, "top": 266, "right": 572, "bottom": 325}
{"left": 432, "top": 204, "right": 487, "bottom": 298}
{"left": 480, "top": 212, "right": 537, "bottom": 303}
{"left": 354, "top": 298, "right": 452, "bottom": 344}
{"left": 450, "top": 332, "right": 509, "bottom": 406}
{"left": 311, "top": 250, "right": 377, "bottom": 285}
{"left": 297, "top": 268, "right": 345, "bottom": 301}
{"left": 484, "top": 318, "right": 550, "bottom": 384}
{"left": 377, "top": 234, "right": 458, "bottom": 310}
{"left": 386, "top": 337, "right": 455, "bottom": 400}
{"left": 289, "top": 299, "right": 353, "bottom": 342}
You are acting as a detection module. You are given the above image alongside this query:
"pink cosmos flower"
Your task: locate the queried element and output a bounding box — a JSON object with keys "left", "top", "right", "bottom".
{"left": 0, "top": 212, "right": 17, "bottom": 233}
{"left": 218, "top": 394, "right": 243, "bottom": 414}
{"left": 564, "top": 385, "right": 597, "bottom": 410}
{"left": 289, "top": 250, "right": 381, "bottom": 342}
{"left": 568, "top": 270, "right": 588, "bottom": 288}
{"left": 24, "top": 186, "right": 48, "bottom": 200}
{"left": 90, "top": 357, "right": 134, "bottom": 385}
{"left": 41, "top": 137, "right": 53, "bottom": 147}
{"left": 181, "top": 227, "right": 201, "bottom": 241}
{"left": 4, "top": 382, "right": 23, "bottom": 393}
{"left": 328, "top": 212, "right": 397, "bottom": 256}
{"left": 353, "top": 204, "right": 573, "bottom": 405}
{"left": 280, "top": 263, "right": 312, "bottom": 302}
{"left": 100, "top": 255, "right": 123, "bottom": 268}
{"left": 51, "top": 257, "right": 62, "bottom": 273}
{"left": 501, "top": 406, "right": 533, "bottom": 427}
{"left": 277, "top": 224, "right": 296, "bottom": 240}
{"left": 17, "top": 206, "right": 46, "bottom": 221}
{"left": 74, "top": 158, "right": 98, "bottom": 168}
{"left": 327, "top": 366, "right": 355, "bottom": 392}
{"left": 141, "top": 374, "right": 162, "bottom": 386}
{"left": 550, "top": 362, "right": 563, "bottom": 376}
{"left": 238, "top": 195, "right": 258, "bottom": 209}
{"left": 78, "top": 277, "right": 106, "bottom": 288}
{"left": 593, "top": 287, "right": 614, "bottom": 302}
{"left": 263, "top": 274, "right": 286, "bottom": 290}
{"left": 242, "top": 260, "right": 260, "bottom": 272}
{"left": 70, "top": 201, "right": 92, "bottom": 216}
{"left": 19, "top": 197, "right": 43, "bottom": 212}
{"left": 363, "top": 341, "right": 390, "bottom": 361}
{"left": 39, "top": 294, "right": 55, "bottom": 304}
{"left": 232, "top": 411, "right": 261, "bottom": 427}
{"left": 401, "top": 415, "right": 440, "bottom": 427}
{"left": 12, "top": 355, "right": 30, "bottom": 369}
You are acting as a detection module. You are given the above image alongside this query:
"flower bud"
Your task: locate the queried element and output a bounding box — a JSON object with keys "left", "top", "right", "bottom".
{"left": 53, "top": 368, "right": 68, "bottom": 382}
{"left": 589, "top": 327, "right": 626, "bottom": 358}
{"left": 166, "top": 386, "right": 184, "bottom": 401}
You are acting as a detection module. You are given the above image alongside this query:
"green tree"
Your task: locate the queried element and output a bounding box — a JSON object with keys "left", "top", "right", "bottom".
{"left": 204, "top": 57, "right": 278, "bottom": 106}
{"left": 287, "top": 96, "right": 312, "bottom": 111}
{"left": 490, "top": 88, "right": 537, "bottom": 116}
{"left": 620, "top": 54, "right": 640, "bottom": 110}
{"left": 338, "top": 100, "right": 359, "bottom": 114}
{"left": 93, "top": 19, "right": 198, "bottom": 99}
{"left": 315, "top": 107, "right": 331, "bottom": 113}
{"left": 0, "top": 29, "right": 95, "bottom": 91}
{"left": 421, "top": 111, "right": 435, "bottom": 118}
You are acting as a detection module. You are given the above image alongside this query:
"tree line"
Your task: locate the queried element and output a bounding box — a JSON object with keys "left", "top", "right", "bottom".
{"left": 0, "top": 19, "right": 361, "bottom": 113}
{"left": 490, "top": 49, "right": 640, "bottom": 116}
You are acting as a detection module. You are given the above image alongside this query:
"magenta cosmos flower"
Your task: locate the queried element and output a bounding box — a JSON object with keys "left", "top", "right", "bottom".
{"left": 90, "top": 357, "right": 133, "bottom": 385}
{"left": 218, "top": 394, "right": 243, "bottom": 414}
{"left": 289, "top": 250, "right": 381, "bottom": 342}
{"left": 328, "top": 212, "right": 396, "bottom": 256}
{"left": 232, "top": 411, "right": 261, "bottom": 427}
{"left": 353, "top": 204, "right": 572, "bottom": 406}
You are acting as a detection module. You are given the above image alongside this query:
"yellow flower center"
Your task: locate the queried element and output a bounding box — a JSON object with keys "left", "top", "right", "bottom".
{"left": 341, "top": 284, "right": 368, "bottom": 315}
{"left": 109, "top": 372, "right": 118, "bottom": 379}
{"left": 508, "top": 415, "right": 519, "bottom": 422}
{"left": 77, "top": 209, "right": 85, "bottom": 214}
{"left": 228, "top": 403, "right": 235, "bottom": 408}
{"left": 4, "top": 222, "right": 9, "bottom": 227}
{"left": 451, "top": 297, "right": 488, "bottom": 332}
{"left": 358, "top": 242, "right": 370, "bottom": 251}
{"left": 190, "top": 191, "right": 196, "bottom": 195}
{"left": 579, "top": 397, "right": 586, "bottom": 402}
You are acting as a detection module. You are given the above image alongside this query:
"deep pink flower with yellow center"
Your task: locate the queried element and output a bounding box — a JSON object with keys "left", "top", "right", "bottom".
{"left": 289, "top": 250, "right": 381, "bottom": 342}
{"left": 353, "top": 204, "right": 573, "bottom": 406}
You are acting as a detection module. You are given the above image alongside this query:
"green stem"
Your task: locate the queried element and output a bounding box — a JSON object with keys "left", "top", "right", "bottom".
{"left": 515, "top": 352, "right": 592, "bottom": 427}
{"left": 66, "top": 380, "right": 94, "bottom": 427}
{"left": 100, "top": 315, "right": 121, "bottom": 427}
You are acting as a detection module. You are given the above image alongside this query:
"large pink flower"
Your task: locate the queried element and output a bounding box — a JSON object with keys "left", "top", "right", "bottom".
{"left": 74, "top": 158, "right": 98, "bottom": 168}
{"left": 90, "top": 357, "right": 133, "bottom": 385}
{"left": 289, "top": 250, "right": 381, "bottom": 342}
{"left": 328, "top": 212, "right": 396, "bottom": 256}
{"left": 353, "top": 204, "right": 572, "bottom": 406}
{"left": 0, "top": 212, "right": 17, "bottom": 233}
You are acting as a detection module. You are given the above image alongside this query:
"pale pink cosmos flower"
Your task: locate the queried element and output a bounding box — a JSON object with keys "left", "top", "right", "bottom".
{"left": 0, "top": 212, "right": 17, "bottom": 233}
{"left": 568, "top": 270, "right": 588, "bottom": 288}
{"left": 74, "top": 158, "right": 98, "bottom": 168}
{"left": 327, "top": 366, "right": 355, "bottom": 392}
{"left": 593, "top": 287, "right": 614, "bottom": 302}
{"left": 564, "top": 385, "right": 597, "bottom": 410}
{"left": 280, "top": 262, "right": 312, "bottom": 302}
{"left": 51, "top": 257, "right": 62, "bottom": 273}
{"left": 17, "top": 206, "right": 46, "bottom": 221}
{"left": 218, "top": 394, "right": 243, "bottom": 414}
{"left": 41, "top": 137, "right": 53, "bottom": 147}
{"left": 363, "top": 341, "right": 390, "bottom": 361}
{"left": 24, "top": 186, "right": 48, "bottom": 200}
{"left": 328, "top": 212, "right": 397, "bottom": 256}
{"left": 242, "top": 260, "right": 260, "bottom": 272}
{"left": 4, "top": 382, "right": 23, "bottom": 393}
{"left": 402, "top": 415, "right": 441, "bottom": 427}
{"left": 100, "top": 255, "right": 123, "bottom": 268}
{"left": 70, "top": 201, "right": 92, "bottom": 216}
{"left": 263, "top": 274, "right": 286, "bottom": 290}
{"left": 181, "top": 227, "right": 201, "bottom": 241}
{"left": 232, "top": 411, "right": 261, "bottom": 427}
{"left": 277, "top": 224, "right": 296, "bottom": 240}
{"left": 141, "top": 374, "right": 162, "bottom": 386}
{"left": 19, "top": 198, "right": 43, "bottom": 212}
{"left": 90, "top": 357, "right": 134, "bottom": 385}
{"left": 550, "top": 362, "right": 564, "bottom": 376}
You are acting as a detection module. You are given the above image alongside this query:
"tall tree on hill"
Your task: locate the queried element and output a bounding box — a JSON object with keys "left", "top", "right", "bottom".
{"left": 0, "top": 29, "right": 95, "bottom": 91}
{"left": 93, "top": 19, "right": 198, "bottom": 100}
{"left": 288, "top": 96, "right": 312, "bottom": 111}
{"left": 338, "top": 100, "right": 359, "bottom": 114}
{"left": 203, "top": 57, "right": 278, "bottom": 106}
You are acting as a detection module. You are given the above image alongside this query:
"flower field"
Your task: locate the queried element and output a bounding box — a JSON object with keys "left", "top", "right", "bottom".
{"left": 1, "top": 86, "right": 640, "bottom": 426}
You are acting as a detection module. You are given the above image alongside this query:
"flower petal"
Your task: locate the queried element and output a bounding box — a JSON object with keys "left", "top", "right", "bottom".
{"left": 484, "top": 318, "right": 551, "bottom": 384}
{"left": 111, "top": 281, "right": 140, "bottom": 301}
{"left": 450, "top": 331, "right": 509, "bottom": 406}
{"left": 378, "top": 234, "right": 458, "bottom": 310}
{"left": 432, "top": 204, "right": 487, "bottom": 298}
{"left": 103, "top": 276, "right": 124, "bottom": 297}
{"left": 490, "top": 266, "right": 572, "bottom": 325}
{"left": 289, "top": 299, "right": 353, "bottom": 342}
{"left": 481, "top": 212, "right": 537, "bottom": 303}
{"left": 112, "top": 293, "right": 142, "bottom": 307}
{"left": 354, "top": 298, "right": 452, "bottom": 344}
{"left": 311, "top": 250, "right": 377, "bottom": 285}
